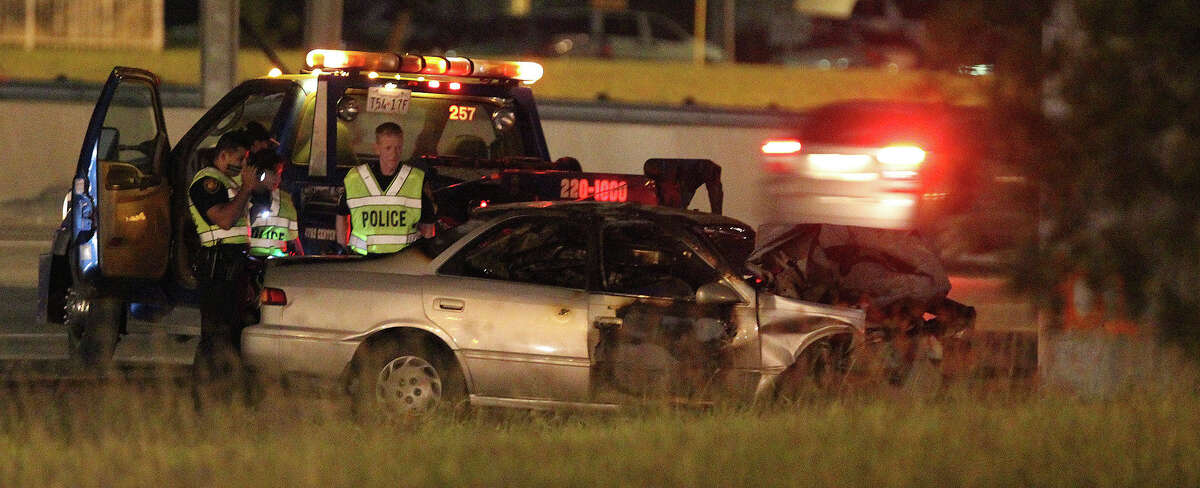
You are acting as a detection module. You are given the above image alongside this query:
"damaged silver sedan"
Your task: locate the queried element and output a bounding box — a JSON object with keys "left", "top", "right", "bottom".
{"left": 242, "top": 202, "right": 865, "bottom": 414}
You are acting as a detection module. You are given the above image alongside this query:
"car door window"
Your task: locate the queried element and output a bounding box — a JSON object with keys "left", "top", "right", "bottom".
{"left": 98, "top": 79, "right": 163, "bottom": 175}
{"left": 602, "top": 222, "right": 721, "bottom": 299}
{"left": 440, "top": 217, "right": 589, "bottom": 289}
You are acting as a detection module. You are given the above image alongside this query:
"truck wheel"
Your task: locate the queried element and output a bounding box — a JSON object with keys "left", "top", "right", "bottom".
{"left": 350, "top": 336, "right": 466, "bottom": 418}
{"left": 775, "top": 338, "right": 850, "bottom": 402}
{"left": 64, "top": 288, "right": 124, "bottom": 368}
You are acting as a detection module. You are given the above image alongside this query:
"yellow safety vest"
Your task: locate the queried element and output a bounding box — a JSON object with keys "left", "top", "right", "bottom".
{"left": 343, "top": 164, "right": 424, "bottom": 254}
{"left": 249, "top": 189, "right": 299, "bottom": 257}
{"left": 188, "top": 167, "right": 248, "bottom": 247}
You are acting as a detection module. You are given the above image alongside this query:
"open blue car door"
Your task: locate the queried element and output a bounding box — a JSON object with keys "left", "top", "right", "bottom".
{"left": 71, "top": 67, "right": 171, "bottom": 285}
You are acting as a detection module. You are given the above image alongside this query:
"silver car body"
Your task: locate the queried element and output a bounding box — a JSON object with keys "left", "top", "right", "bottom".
{"left": 243, "top": 203, "right": 863, "bottom": 408}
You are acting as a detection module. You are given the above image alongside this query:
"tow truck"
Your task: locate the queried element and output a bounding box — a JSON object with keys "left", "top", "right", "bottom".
{"left": 37, "top": 49, "right": 664, "bottom": 367}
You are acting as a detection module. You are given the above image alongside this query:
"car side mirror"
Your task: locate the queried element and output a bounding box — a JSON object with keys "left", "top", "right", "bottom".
{"left": 696, "top": 281, "right": 742, "bottom": 305}
{"left": 105, "top": 163, "right": 141, "bottom": 190}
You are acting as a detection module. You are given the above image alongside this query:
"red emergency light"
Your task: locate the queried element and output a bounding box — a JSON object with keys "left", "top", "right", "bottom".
{"left": 305, "top": 49, "right": 544, "bottom": 83}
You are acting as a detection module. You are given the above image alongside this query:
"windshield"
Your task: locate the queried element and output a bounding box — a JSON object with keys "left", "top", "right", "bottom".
{"left": 291, "top": 86, "right": 527, "bottom": 168}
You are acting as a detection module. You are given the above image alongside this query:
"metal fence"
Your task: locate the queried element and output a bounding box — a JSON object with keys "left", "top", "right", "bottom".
{"left": 0, "top": 0, "right": 163, "bottom": 50}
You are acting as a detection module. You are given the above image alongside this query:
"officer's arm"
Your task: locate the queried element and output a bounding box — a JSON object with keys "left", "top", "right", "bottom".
{"left": 205, "top": 166, "right": 258, "bottom": 229}
{"left": 418, "top": 180, "right": 437, "bottom": 238}
{"left": 335, "top": 216, "right": 348, "bottom": 246}
{"left": 335, "top": 192, "right": 350, "bottom": 246}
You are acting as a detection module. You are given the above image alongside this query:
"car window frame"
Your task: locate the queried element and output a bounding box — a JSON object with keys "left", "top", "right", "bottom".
{"left": 597, "top": 218, "right": 727, "bottom": 300}
{"left": 435, "top": 214, "right": 596, "bottom": 291}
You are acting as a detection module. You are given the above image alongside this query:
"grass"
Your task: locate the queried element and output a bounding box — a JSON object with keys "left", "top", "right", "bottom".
{"left": 1, "top": 375, "right": 1197, "bottom": 487}
{"left": 0, "top": 47, "right": 988, "bottom": 110}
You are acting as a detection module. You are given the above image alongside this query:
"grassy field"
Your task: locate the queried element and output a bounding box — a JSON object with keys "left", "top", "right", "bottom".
{"left": 1, "top": 376, "right": 1197, "bottom": 487}
{"left": 0, "top": 47, "right": 987, "bottom": 111}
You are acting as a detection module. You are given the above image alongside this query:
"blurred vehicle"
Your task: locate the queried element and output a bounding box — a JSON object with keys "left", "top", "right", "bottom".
{"left": 771, "top": 12, "right": 923, "bottom": 70}
{"left": 759, "top": 100, "right": 1035, "bottom": 266}
{"left": 243, "top": 201, "right": 862, "bottom": 414}
{"left": 446, "top": 8, "right": 727, "bottom": 62}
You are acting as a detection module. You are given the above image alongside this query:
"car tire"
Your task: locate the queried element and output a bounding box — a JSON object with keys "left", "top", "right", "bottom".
{"left": 351, "top": 336, "right": 467, "bottom": 417}
{"left": 64, "top": 286, "right": 124, "bottom": 369}
{"left": 774, "top": 338, "right": 850, "bottom": 402}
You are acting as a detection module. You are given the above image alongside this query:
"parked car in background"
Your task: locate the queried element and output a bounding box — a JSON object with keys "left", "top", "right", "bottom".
{"left": 445, "top": 8, "right": 727, "bottom": 62}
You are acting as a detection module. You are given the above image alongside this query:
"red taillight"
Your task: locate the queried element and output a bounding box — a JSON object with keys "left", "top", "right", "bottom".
{"left": 448, "top": 82, "right": 462, "bottom": 91}
{"left": 877, "top": 144, "right": 926, "bottom": 179}
{"left": 761, "top": 139, "right": 802, "bottom": 155}
{"left": 428, "top": 80, "right": 441, "bottom": 89}
{"left": 261, "top": 288, "right": 287, "bottom": 306}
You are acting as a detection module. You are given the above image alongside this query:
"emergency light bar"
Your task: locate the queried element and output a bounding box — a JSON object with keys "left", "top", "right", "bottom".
{"left": 304, "top": 49, "right": 544, "bottom": 84}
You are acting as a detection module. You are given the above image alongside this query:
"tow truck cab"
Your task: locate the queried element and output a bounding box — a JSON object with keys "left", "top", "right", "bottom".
{"left": 39, "top": 50, "right": 655, "bottom": 333}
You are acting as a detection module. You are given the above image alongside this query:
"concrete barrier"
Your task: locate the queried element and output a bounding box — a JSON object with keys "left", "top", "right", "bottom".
{"left": 0, "top": 97, "right": 793, "bottom": 229}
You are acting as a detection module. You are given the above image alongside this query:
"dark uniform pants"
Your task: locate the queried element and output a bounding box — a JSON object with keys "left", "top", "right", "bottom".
{"left": 193, "top": 244, "right": 253, "bottom": 383}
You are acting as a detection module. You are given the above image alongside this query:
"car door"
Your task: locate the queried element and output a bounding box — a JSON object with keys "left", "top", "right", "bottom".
{"left": 427, "top": 215, "right": 594, "bottom": 401}
{"left": 72, "top": 67, "right": 170, "bottom": 283}
{"left": 588, "top": 220, "right": 736, "bottom": 400}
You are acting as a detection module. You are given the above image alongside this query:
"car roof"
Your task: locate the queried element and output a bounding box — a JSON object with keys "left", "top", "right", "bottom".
{"left": 472, "top": 201, "right": 751, "bottom": 228}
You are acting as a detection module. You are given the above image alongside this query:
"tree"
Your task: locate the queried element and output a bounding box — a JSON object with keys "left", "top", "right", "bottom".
{"left": 926, "top": 0, "right": 1200, "bottom": 347}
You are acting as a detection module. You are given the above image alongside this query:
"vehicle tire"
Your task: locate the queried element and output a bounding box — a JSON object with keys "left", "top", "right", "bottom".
{"left": 774, "top": 338, "right": 851, "bottom": 403}
{"left": 351, "top": 335, "right": 467, "bottom": 417}
{"left": 64, "top": 287, "right": 124, "bottom": 368}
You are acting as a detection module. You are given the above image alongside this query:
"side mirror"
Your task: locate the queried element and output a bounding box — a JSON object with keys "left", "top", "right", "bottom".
{"left": 105, "top": 164, "right": 142, "bottom": 190}
{"left": 696, "top": 281, "right": 742, "bottom": 305}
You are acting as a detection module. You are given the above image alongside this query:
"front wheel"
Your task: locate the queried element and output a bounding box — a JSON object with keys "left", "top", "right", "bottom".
{"left": 64, "top": 287, "right": 124, "bottom": 368}
{"left": 351, "top": 337, "right": 467, "bottom": 417}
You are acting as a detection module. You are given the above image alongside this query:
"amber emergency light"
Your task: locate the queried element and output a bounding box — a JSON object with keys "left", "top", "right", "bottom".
{"left": 304, "top": 49, "right": 544, "bottom": 84}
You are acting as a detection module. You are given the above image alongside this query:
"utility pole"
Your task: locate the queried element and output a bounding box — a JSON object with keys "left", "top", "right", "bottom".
{"left": 693, "top": 0, "right": 707, "bottom": 65}
{"left": 722, "top": 0, "right": 735, "bottom": 62}
{"left": 306, "top": 0, "right": 344, "bottom": 49}
{"left": 200, "top": 0, "right": 238, "bottom": 107}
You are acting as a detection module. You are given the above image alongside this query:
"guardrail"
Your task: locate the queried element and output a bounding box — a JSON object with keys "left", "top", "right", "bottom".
{"left": 0, "top": 80, "right": 808, "bottom": 129}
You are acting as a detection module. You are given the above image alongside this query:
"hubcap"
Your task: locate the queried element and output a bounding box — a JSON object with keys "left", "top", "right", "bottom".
{"left": 375, "top": 356, "right": 443, "bottom": 414}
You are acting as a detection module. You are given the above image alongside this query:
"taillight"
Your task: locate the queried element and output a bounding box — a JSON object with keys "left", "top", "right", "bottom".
{"left": 261, "top": 288, "right": 287, "bottom": 306}
{"left": 877, "top": 145, "right": 926, "bottom": 179}
{"left": 761, "top": 139, "right": 802, "bottom": 155}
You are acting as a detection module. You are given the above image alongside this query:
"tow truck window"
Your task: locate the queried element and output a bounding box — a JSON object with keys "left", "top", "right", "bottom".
{"left": 439, "top": 217, "right": 588, "bottom": 289}
{"left": 333, "top": 90, "right": 525, "bottom": 168}
{"left": 198, "top": 91, "right": 288, "bottom": 151}
{"left": 602, "top": 223, "right": 721, "bottom": 299}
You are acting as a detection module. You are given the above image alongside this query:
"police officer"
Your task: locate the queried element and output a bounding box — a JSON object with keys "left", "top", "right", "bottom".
{"left": 336, "top": 122, "right": 436, "bottom": 254}
{"left": 247, "top": 149, "right": 301, "bottom": 258}
{"left": 188, "top": 130, "right": 263, "bottom": 387}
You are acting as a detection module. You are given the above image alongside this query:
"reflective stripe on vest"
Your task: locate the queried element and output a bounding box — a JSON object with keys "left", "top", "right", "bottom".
{"left": 188, "top": 167, "right": 248, "bottom": 247}
{"left": 343, "top": 163, "right": 424, "bottom": 255}
{"left": 249, "top": 189, "right": 299, "bottom": 257}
